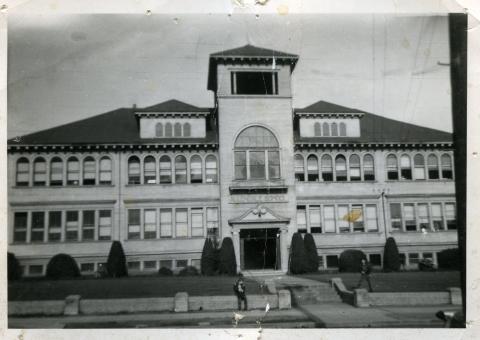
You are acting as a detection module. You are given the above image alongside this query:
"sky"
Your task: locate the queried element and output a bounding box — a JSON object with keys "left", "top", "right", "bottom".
{"left": 7, "top": 13, "right": 452, "bottom": 138}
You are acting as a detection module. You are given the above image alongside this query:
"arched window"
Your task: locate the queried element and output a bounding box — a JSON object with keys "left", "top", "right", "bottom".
{"left": 99, "top": 157, "right": 112, "bottom": 185}
{"left": 205, "top": 155, "right": 218, "bottom": 183}
{"left": 363, "top": 154, "right": 375, "bottom": 181}
{"left": 441, "top": 154, "right": 453, "bottom": 179}
{"left": 128, "top": 156, "right": 141, "bottom": 184}
{"left": 331, "top": 123, "right": 338, "bottom": 137}
{"left": 427, "top": 154, "right": 439, "bottom": 179}
{"left": 335, "top": 155, "right": 347, "bottom": 181}
{"left": 159, "top": 155, "right": 172, "bottom": 183}
{"left": 50, "top": 157, "right": 63, "bottom": 186}
{"left": 339, "top": 122, "right": 347, "bottom": 136}
{"left": 174, "top": 123, "right": 182, "bottom": 137}
{"left": 322, "top": 122, "right": 330, "bottom": 136}
{"left": 190, "top": 155, "right": 202, "bottom": 183}
{"left": 16, "top": 158, "right": 30, "bottom": 186}
{"left": 83, "top": 157, "right": 96, "bottom": 185}
{"left": 234, "top": 126, "right": 280, "bottom": 180}
{"left": 155, "top": 123, "right": 163, "bottom": 137}
{"left": 314, "top": 122, "right": 321, "bottom": 136}
{"left": 400, "top": 154, "right": 412, "bottom": 180}
{"left": 175, "top": 155, "right": 187, "bottom": 183}
{"left": 33, "top": 157, "right": 47, "bottom": 186}
{"left": 413, "top": 154, "right": 426, "bottom": 180}
{"left": 321, "top": 154, "right": 333, "bottom": 181}
{"left": 165, "top": 123, "right": 173, "bottom": 137}
{"left": 349, "top": 154, "right": 361, "bottom": 181}
{"left": 67, "top": 157, "right": 80, "bottom": 185}
{"left": 143, "top": 156, "right": 156, "bottom": 184}
{"left": 307, "top": 155, "right": 319, "bottom": 181}
{"left": 386, "top": 154, "right": 398, "bottom": 180}
{"left": 294, "top": 154, "right": 305, "bottom": 181}
{"left": 183, "top": 123, "right": 191, "bottom": 137}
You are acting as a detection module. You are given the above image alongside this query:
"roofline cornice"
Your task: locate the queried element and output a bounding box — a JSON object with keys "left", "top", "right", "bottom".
{"left": 7, "top": 143, "right": 219, "bottom": 153}
{"left": 134, "top": 111, "right": 210, "bottom": 118}
{"left": 294, "top": 142, "right": 454, "bottom": 150}
{"left": 294, "top": 112, "right": 365, "bottom": 118}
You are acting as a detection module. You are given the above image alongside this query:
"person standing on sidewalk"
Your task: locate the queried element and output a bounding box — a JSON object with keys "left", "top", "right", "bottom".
{"left": 356, "top": 259, "right": 373, "bottom": 292}
{"left": 233, "top": 273, "right": 248, "bottom": 311}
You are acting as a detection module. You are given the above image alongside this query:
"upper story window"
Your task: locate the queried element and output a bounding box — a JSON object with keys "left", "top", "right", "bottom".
{"left": 16, "top": 158, "right": 30, "bottom": 186}
{"left": 159, "top": 155, "right": 172, "bottom": 184}
{"left": 50, "top": 157, "right": 63, "bottom": 186}
{"left": 183, "top": 123, "right": 191, "bottom": 137}
{"left": 144, "top": 156, "right": 156, "bottom": 184}
{"left": 174, "top": 123, "right": 182, "bottom": 137}
{"left": 165, "top": 123, "right": 173, "bottom": 137}
{"left": 155, "top": 123, "right": 163, "bottom": 137}
{"left": 322, "top": 123, "right": 330, "bottom": 136}
{"left": 67, "top": 157, "right": 80, "bottom": 185}
{"left": 331, "top": 123, "right": 338, "bottom": 137}
{"left": 99, "top": 157, "right": 112, "bottom": 185}
{"left": 363, "top": 154, "right": 375, "bottom": 181}
{"left": 128, "top": 156, "right": 141, "bottom": 184}
{"left": 190, "top": 155, "right": 203, "bottom": 183}
{"left": 205, "top": 155, "right": 218, "bottom": 183}
{"left": 400, "top": 154, "right": 412, "bottom": 180}
{"left": 441, "top": 154, "right": 453, "bottom": 179}
{"left": 413, "top": 154, "right": 426, "bottom": 180}
{"left": 175, "top": 155, "right": 187, "bottom": 183}
{"left": 339, "top": 123, "right": 347, "bottom": 136}
{"left": 231, "top": 71, "right": 278, "bottom": 95}
{"left": 33, "top": 157, "right": 47, "bottom": 186}
{"left": 307, "top": 155, "right": 319, "bottom": 181}
{"left": 428, "top": 154, "right": 439, "bottom": 179}
{"left": 234, "top": 126, "right": 280, "bottom": 180}
{"left": 386, "top": 152, "right": 454, "bottom": 181}
{"left": 314, "top": 122, "right": 321, "bottom": 136}
{"left": 83, "top": 157, "right": 96, "bottom": 185}
{"left": 294, "top": 154, "right": 305, "bottom": 181}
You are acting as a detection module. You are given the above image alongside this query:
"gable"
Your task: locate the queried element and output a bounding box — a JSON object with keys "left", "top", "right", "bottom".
{"left": 228, "top": 205, "right": 290, "bottom": 225}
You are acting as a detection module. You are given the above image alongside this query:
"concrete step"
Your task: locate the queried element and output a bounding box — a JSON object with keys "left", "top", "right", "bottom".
{"left": 289, "top": 284, "right": 342, "bottom": 304}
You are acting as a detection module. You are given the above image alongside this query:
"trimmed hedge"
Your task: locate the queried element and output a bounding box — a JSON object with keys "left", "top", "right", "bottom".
{"left": 218, "top": 237, "right": 237, "bottom": 275}
{"left": 158, "top": 267, "right": 173, "bottom": 276}
{"left": 201, "top": 238, "right": 217, "bottom": 275}
{"left": 106, "top": 241, "right": 128, "bottom": 278}
{"left": 437, "top": 248, "right": 461, "bottom": 270}
{"left": 178, "top": 266, "right": 199, "bottom": 276}
{"left": 46, "top": 253, "right": 81, "bottom": 279}
{"left": 338, "top": 249, "right": 367, "bottom": 272}
{"left": 289, "top": 232, "right": 307, "bottom": 274}
{"left": 304, "top": 234, "right": 319, "bottom": 273}
{"left": 8, "top": 252, "right": 22, "bottom": 281}
{"left": 383, "top": 237, "right": 401, "bottom": 272}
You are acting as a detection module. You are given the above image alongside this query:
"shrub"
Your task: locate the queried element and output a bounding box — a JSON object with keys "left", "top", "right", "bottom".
{"left": 201, "top": 238, "right": 217, "bottom": 275}
{"left": 106, "top": 241, "right": 128, "bottom": 278}
{"left": 46, "top": 253, "right": 80, "bottom": 279}
{"left": 218, "top": 237, "right": 237, "bottom": 275}
{"left": 418, "top": 258, "right": 435, "bottom": 271}
{"left": 338, "top": 249, "right": 367, "bottom": 272}
{"left": 304, "top": 234, "right": 319, "bottom": 273}
{"left": 289, "top": 232, "right": 307, "bottom": 274}
{"left": 8, "top": 252, "right": 22, "bottom": 281}
{"left": 178, "top": 266, "right": 199, "bottom": 276}
{"left": 158, "top": 267, "right": 173, "bottom": 276}
{"left": 383, "top": 237, "right": 401, "bottom": 272}
{"left": 437, "top": 248, "right": 461, "bottom": 270}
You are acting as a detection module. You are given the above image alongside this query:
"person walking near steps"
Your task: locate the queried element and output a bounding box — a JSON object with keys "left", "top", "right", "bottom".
{"left": 233, "top": 273, "right": 248, "bottom": 311}
{"left": 356, "top": 259, "right": 373, "bottom": 292}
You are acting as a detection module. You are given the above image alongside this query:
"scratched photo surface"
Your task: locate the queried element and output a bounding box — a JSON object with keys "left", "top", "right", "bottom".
{"left": 6, "top": 13, "right": 464, "bottom": 329}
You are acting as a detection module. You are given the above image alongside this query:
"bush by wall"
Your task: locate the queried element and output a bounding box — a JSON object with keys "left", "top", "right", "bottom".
{"left": 437, "top": 248, "right": 461, "bottom": 270}
{"left": 106, "top": 241, "right": 128, "bottom": 278}
{"left": 8, "top": 252, "right": 22, "bottom": 281}
{"left": 383, "top": 237, "right": 401, "bottom": 272}
{"left": 304, "top": 233, "right": 319, "bottom": 273}
{"left": 46, "top": 253, "right": 81, "bottom": 279}
{"left": 201, "top": 238, "right": 217, "bottom": 275}
{"left": 338, "top": 249, "right": 367, "bottom": 272}
{"left": 218, "top": 237, "right": 237, "bottom": 275}
{"left": 158, "top": 267, "right": 173, "bottom": 276}
{"left": 289, "top": 232, "right": 307, "bottom": 274}
{"left": 178, "top": 266, "right": 199, "bottom": 276}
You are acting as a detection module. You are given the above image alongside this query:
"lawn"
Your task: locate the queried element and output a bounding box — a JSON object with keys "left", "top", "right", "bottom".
{"left": 8, "top": 275, "right": 263, "bottom": 301}
{"left": 300, "top": 271, "right": 461, "bottom": 292}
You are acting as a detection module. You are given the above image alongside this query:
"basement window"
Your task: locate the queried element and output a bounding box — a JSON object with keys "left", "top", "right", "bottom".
{"left": 231, "top": 71, "right": 278, "bottom": 95}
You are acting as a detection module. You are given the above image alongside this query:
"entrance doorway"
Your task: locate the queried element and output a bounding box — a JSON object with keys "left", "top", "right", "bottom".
{"left": 240, "top": 228, "right": 280, "bottom": 270}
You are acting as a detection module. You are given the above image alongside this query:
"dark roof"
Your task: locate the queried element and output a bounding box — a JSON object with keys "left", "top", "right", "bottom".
{"left": 295, "top": 100, "right": 366, "bottom": 114}
{"left": 210, "top": 44, "right": 298, "bottom": 59}
{"left": 138, "top": 99, "right": 210, "bottom": 113}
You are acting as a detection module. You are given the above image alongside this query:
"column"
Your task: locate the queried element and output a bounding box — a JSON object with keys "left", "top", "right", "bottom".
{"left": 232, "top": 230, "right": 241, "bottom": 273}
{"left": 280, "top": 227, "right": 289, "bottom": 273}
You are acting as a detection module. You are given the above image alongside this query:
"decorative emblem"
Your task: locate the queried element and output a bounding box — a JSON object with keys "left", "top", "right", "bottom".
{"left": 252, "top": 205, "right": 267, "bottom": 218}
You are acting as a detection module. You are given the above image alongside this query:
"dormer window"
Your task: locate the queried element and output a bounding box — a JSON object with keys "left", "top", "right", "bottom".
{"left": 231, "top": 71, "right": 278, "bottom": 95}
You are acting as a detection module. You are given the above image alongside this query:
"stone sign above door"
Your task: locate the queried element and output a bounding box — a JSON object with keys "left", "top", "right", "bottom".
{"left": 228, "top": 204, "right": 290, "bottom": 226}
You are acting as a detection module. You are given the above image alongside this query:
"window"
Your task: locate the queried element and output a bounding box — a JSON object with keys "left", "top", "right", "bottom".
{"left": 176, "top": 259, "right": 188, "bottom": 268}
{"left": 428, "top": 154, "right": 439, "bottom": 179}
{"left": 235, "top": 151, "right": 247, "bottom": 180}
{"left": 128, "top": 261, "right": 141, "bottom": 270}
{"left": 339, "top": 122, "right": 347, "bottom": 136}
{"left": 31, "top": 211, "right": 45, "bottom": 242}
{"left": 98, "top": 210, "right": 112, "bottom": 240}
{"left": 175, "top": 155, "right": 187, "bottom": 183}
{"left": 418, "top": 204, "right": 430, "bottom": 230}
{"left": 351, "top": 205, "right": 364, "bottom": 232}
{"left": 29, "top": 265, "right": 44, "bottom": 275}
{"left": 249, "top": 151, "right": 266, "bottom": 179}
{"left": 174, "top": 123, "right": 182, "bottom": 137}
{"left": 445, "top": 203, "right": 457, "bottom": 230}
{"left": 321, "top": 155, "right": 333, "bottom": 181}
{"left": 190, "top": 155, "right": 203, "bottom": 183}
{"left": 335, "top": 155, "right": 347, "bottom": 181}
{"left": 165, "top": 123, "right": 173, "bottom": 137}
{"left": 363, "top": 154, "right": 375, "bottom": 181}
{"left": 231, "top": 71, "right": 278, "bottom": 95}
{"left": 191, "top": 208, "right": 204, "bottom": 237}
{"left": 67, "top": 157, "right": 80, "bottom": 185}
{"left": 441, "top": 154, "right": 453, "bottom": 179}
{"left": 80, "top": 263, "right": 95, "bottom": 273}
{"left": 399, "top": 253, "right": 406, "bottom": 266}
{"left": 322, "top": 123, "right": 330, "bottom": 136}
{"left": 50, "top": 157, "right": 63, "bottom": 186}
{"left": 423, "top": 253, "right": 434, "bottom": 261}
{"left": 324, "top": 205, "right": 335, "bottom": 233}
{"left": 331, "top": 122, "right": 338, "bottom": 136}
{"left": 268, "top": 151, "right": 280, "bottom": 179}
{"left": 14, "top": 212, "right": 28, "bottom": 242}
{"left": 307, "top": 155, "right": 319, "bottom": 181}
{"left": 386, "top": 155, "right": 398, "bottom": 180}
{"left": 155, "top": 122, "right": 163, "bottom": 137}
{"left": 143, "top": 156, "right": 156, "bottom": 184}
{"left": 83, "top": 157, "right": 96, "bottom": 185}
{"left": 144, "top": 209, "right": 157, "bottom": 239}
{"left": 431, "top": 203, "right": 444, "bottom": 231}
{"left": 390, "top": 203, "right": 402, "bottom": 231}
{"left": 413, "top": 154, "right": 426, "bottom": 180}
{"left": 160, "top": 260, "right": 172, "bottom": 269}
{"left": 128, "top": 209, "right": 141, "bottom": 239}
{"left": 365, "top": 205, "right": 378, "bottom": 232}
{"left": 82, "top": 210, "right": 95, "bottom": 240}
{"left": 294, "top": 154, "right": 305, "bottom": 181}
{"left": 159, "top": 155, "right": 172, "bottom": 183}
{"left": 349, "top": 154, "right": 361, "bottom": 181}
{"left": 176, "top": 208, "right": 188, "bottom": 237}
{"left": 183, "top": 123, "right": 191, "bottom": 137}
{"left": 369, "top": 254, "right": 382, "bottom": 266}
{"left": 207, "top": 207, "right": 219, "bottom": 239}
{"left": 99, "top": 157, "right": 112, "bottom": 185}
{"left": 16, "top": 158, "right": 30, "bottom": 186}
{"left": 296, "top": 206, "right": 307, "bottom": 233}
{"left": 408, "top": 253, "right": 420, "bottom": 265}
{"left": 403, "top": 204, "right": 416, "bottom": 231}
{"left": 128, "top": 156, "right": 141, "bottom": 184}
{"left": 66, "top": 211, "right": 79, "bottom": 241}
{"left": 160, "top": 209, "right": 172, "bottom": 238}
{"left": 326, "top": 255, "right": 339, "bottom": 268}
{"left": 205, "top": 155, "right": 218, "bottom": 183}
{"left": 400, "top": 155, "right": 412, "bottom": 180}
{"left": 314, "top": 122, "right": 321, "bottom": 136}
{"left": 144, "top": 261, "right": 157, "bottom": 270}
{"left": 33, "top": 158, "right": 47, "bottom": 186}
{"left": 337, "top": 205, "right": 350, "bottom": 233}
{"left": 309, "top": 206, "right": 322, "bottom": 233}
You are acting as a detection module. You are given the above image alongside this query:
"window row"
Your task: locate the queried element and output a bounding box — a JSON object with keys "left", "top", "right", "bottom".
{"left": 389, "top": 202, "right": 456, "bottom": 232}
{"left": 318, "top": 253, "right": 382, "bottom": 269}
{"left": 295, "top": 153, "right": 375, "bottom": 182}
{"left": 13, "top": 210, "right": 113, "bottom": 243}
{"left": 386, "top": 153, "right": 454, "bottom": 181}
{"left": 313, "top": 122, "right": 347, "bottom": 137}
{"left": 128, "top": 154, "right": 218, "bottom": 185}
{"left": 231, "top": 71, "right": 279, "bottom": 95}
{"left": 155, "top": 122, "right": 192, "bottom": 138}
{"left": 126, "top": 258, "right": 201, "bottom": 272}
{"left": 15, "top": 156, "right": 112, "bottom": 187}
{"left": 127, "top": 207, "right": 219, "bottom": 240}
{"left": 296, "top": 203, "right": 379, "bottom": 234}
